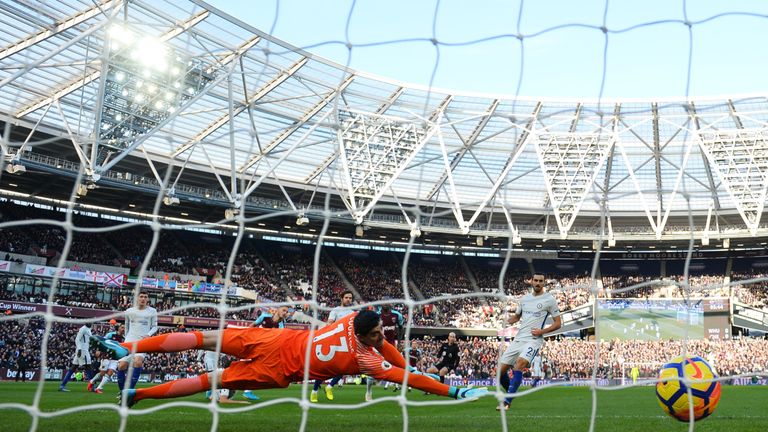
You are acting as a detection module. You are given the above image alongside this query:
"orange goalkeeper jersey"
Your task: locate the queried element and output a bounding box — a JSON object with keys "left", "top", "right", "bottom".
{"left": 279, "top": 313, "right": 451, "bottom": 396}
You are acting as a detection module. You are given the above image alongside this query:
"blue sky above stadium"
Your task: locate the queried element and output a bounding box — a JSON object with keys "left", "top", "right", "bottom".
{"left": 205, "top": 0, "right": 768, "bottom": 100}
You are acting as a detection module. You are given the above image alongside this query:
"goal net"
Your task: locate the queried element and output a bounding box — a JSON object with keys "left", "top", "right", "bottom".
{"left": 1, "top": 1, "right": 768, "bottom": 431}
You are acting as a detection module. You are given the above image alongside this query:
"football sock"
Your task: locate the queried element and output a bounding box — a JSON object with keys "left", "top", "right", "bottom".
{"left": 135, "top": 373, "right": 210, "bottom": 402}
{"left": 117, "top": 370, "right": 126, "bottom": 390}
{"left": 439, "top": 375, "right": 445, "bottom": 384}
{"left": 499, "top": 370, "right": 510, "bottom": 392}
{"left": 129, "top": 367, "right": 142, "bottom": 389}
{"left": 329, "top": 376, "right": 342, "bottom": 387}
{"left": 121, "top": 331, "right": 203, "bottom": 353}
{"left": 97, "top": 374, "right": 110, "bottom": 390}
{"left": 532, "top": 377, "right": 541, "bottom": 387}
{"left": 59, "top": 369, "right": 74, "bottom": 388}
{"left": 505, "top": 370, "right": 523, "bottom": 405}
{"left": 89, "top": 373, "right": 100, "bottom": 384}
{"left": 313, "top": 379, "right": 322, "bottom": 391}
{"left": 366, "top": 377, "right": 374, "bottom": 393}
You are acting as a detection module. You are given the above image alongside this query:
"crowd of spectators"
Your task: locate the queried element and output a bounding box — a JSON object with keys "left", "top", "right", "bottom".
{"left": 731, "top": 272, "right": 768, "bottom": 310}
{"left": 0, "top": 318, "right": 114, "bottom": 373}
{"left": 409, "top": 335, "right": 768, "bottom": 381}
{"left": 2, "top": 288, "right": 260, "bottom": 322}
{"left": 2, "top": 315, "right": 767, "bottom": 383}
{"left": 0, "top": 318, "right": 218, "bottom": 378}
{"left": 541, "top": 337, "right": 768, "bottom": 380}
{"left": 413, "top": 336, "right": 502, "bottom": 380}
{"left": 3, "top": 200, "right": 768, "bottom": 329}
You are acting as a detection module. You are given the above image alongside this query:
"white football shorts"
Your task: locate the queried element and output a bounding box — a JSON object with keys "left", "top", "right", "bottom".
{"left": 72, "top": 350, "right": 91, "bottom": 366}
{"left": 99, "top": 359, "right": 119, "bottom": 371}
{"left": 499, "top": 338, "right": 543, "bottom": 366}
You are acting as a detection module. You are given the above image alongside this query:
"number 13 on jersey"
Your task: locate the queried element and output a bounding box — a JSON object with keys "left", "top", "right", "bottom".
{"left": 313, "top": 323, "right": 349, "bottom": 361}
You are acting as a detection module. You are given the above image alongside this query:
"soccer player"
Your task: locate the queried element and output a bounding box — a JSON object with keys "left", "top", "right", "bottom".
{"left": 530, "top": 354, "right": 544, "bottom": 388}
{"left": 239, "top": 305, "right": 291, "bottom": 401}
{"left": 311, "top": 290, "right": 356, "bottom": 402}
{"left": 197, "top": 350, "right": 247, "bottom": 404}
{"left": 365, "top": 304, "right": 404, "bottom": 400}
{"left": 496, "top": 273, "right": 561, "bottom": 411}
{"left": 252, "top": 305, "right": 290, "bottom": 329}
{"left": 118, "top": 292, "right": 158, "bottom": 391}
{"left": 88, "top": 324, "right": 125, "bottom": 393}
{"left": 404, "top": 339, "right": 424, "bottom": 372}
{"left": 426, "top": 332, "right": 461, "bottom": 385}
{"left": 58, "top": 323, "right": 93, "bottom": 391}
{"left": 398, "top": 339, "right": 425, "bottom": 392}
{"left": 93, "top": 310, "right": 487, "bottom": 407}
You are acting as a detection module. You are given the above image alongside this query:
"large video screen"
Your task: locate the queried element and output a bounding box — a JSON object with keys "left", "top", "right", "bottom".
{"left": 597, "top": 299, "right": 704, "bottom": 340}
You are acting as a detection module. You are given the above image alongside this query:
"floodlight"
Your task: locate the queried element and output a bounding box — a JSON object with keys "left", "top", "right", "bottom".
{"left": 98, "top": 25, "right": 215, "bottom": 149}
{"left": 4, "top": 163, "right": 25, "bottom": 174}
{"left": 76, "top": 184, "right": 88, "bottom": 197}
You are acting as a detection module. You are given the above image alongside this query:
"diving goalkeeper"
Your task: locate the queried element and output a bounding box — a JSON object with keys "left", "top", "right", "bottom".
{"left": 94, "top": 310, "right": 487, "bottom": 406}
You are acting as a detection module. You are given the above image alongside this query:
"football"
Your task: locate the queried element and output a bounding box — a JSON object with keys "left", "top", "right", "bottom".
{"left": 655, "top": 356, "right": 722, "bottom": 421}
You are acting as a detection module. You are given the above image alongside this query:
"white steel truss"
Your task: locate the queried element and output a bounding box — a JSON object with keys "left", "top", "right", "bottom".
{"left": 301, "top": 87, "right": 405, "bottom": 185}
{"left": 338, "top": 109, "right": 436, "bottom": 223}
{"left": 698, "top": 129, "right": 768, "bottom": 235}
{"left": 238, "top": 74, "right": 355, "bottom": 174}
{"left": 534, "top": 130, "right": 616, "bottom": 238}
{"left": 171, "top": 56, "right": 307, "bottom": 158}
{"left": 0, "top": 0, "right": 122, "bottom": 62}
{"left": 4, "top": 0, "right": 768, "bottom": 242}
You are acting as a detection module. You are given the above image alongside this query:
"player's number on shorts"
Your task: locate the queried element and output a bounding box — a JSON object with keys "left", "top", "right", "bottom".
{"left": 313, "top": 323, "right": 349, "bottom": 362}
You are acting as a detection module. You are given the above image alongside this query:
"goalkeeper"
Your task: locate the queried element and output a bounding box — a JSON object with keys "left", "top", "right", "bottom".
{"left": 94, "top": 310, "right": 487, "bottom": 406}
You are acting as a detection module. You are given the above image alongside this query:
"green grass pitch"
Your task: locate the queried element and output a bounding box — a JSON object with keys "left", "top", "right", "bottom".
{"left": 0, "top": 382, "right": 766, "bottom": 431}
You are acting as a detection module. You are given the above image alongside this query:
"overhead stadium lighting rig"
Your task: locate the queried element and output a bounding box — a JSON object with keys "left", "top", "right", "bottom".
{"left": 3, "top": 154, "right": 25, "bottom": 174}
{"left": 162, "top": 188, "right": 180, "bottom": 206}
{"left": 337, "top": 99, "right": 448, "bottom": 225}
{"left": 98, "top": 25, "right": 214, "bottom": 149}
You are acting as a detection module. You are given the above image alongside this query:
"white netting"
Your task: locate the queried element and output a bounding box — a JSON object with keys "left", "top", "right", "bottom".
{"left": 1, "top": 1, "right": 768, "bottom": 432}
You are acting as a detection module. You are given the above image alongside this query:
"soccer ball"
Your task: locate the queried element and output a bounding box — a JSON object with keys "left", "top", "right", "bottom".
{"left": 655, "top": 356, "right": 721, "bottom": 422}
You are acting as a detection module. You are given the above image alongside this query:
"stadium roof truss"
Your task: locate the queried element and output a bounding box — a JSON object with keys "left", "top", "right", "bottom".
{"left": 2, "top": 0, "right": 768, "bottom": 243}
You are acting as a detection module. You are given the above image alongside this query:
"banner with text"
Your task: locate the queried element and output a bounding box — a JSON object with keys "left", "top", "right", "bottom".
{"left": 129, "top": 277, "right": 238, "bottom": 297}
{"left": 24, "top": 264, "right": 125, "bottom": 286}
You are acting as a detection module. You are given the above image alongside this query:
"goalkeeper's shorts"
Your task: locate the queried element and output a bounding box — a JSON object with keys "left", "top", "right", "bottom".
{"left": 219, "top": 327, "right": 291, "bottom": 390}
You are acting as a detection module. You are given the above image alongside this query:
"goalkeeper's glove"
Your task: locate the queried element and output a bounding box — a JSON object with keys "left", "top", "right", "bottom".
{"left": 448, "top": 386, "right": 489, "bottom": 400}
{"left": 406, "top": 366, "right": 440, "bottom": 381}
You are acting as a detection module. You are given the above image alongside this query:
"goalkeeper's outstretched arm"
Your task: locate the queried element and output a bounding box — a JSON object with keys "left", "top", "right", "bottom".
{"left": 369, "top": 363, "right": 486, "bottom": 400}
{"left": 363, "top": 343, "right": 485, "bottom": 399}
